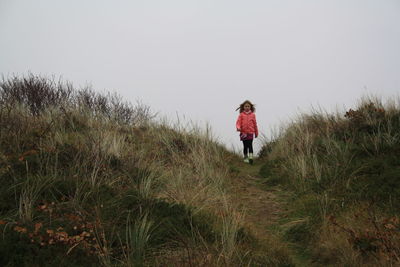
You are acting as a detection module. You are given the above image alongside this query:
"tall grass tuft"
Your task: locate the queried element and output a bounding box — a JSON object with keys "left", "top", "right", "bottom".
{"left": 218, "top": 197, "right": 244, "bottom": 265}
{"left": 124, "top": 212, "right": 155, "bottom": 266}
{"left": 16, "top": 174, "right": 52, "bottom": 223}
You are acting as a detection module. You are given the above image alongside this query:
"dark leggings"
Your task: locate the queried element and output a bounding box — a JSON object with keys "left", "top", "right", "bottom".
{"left": 242, "top": 139, "right": 253, "bottom": 156}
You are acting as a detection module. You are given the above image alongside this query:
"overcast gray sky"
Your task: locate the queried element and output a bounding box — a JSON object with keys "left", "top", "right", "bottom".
{"left": 1, "top": 0, "right": 399, "bottom": 153}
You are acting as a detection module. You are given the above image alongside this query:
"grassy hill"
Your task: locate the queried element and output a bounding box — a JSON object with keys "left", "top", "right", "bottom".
{"left": 1, "top": 75, "right": 399, "bottom": 266}
{"left": 258, "top": 96, "right": 400, "bottom": 266}
{"left": 0, "top": 75, "right": 292, "bottom": 266}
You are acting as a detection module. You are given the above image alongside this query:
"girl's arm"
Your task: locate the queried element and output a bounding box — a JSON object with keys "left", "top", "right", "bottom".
{"left": 236, "top": 114, "right": 242, "bottom": 131}
{"left": 254, "top": 114, "right": 259, "bottom": 137}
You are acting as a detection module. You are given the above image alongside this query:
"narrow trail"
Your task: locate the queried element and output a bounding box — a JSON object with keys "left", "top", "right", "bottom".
{"left": 228, "top": 161, "right": 283, "bottom": 242}
{"left": 228, "top": 159, "right": 311, "bottom": 267}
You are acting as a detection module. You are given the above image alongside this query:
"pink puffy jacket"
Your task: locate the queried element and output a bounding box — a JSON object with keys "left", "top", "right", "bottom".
{"left": 236, "top": 111, "right": 258, "bottom": 137}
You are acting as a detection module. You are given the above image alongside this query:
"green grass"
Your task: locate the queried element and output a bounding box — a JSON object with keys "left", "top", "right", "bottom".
{"left": 0, "top": 75, "right": 285, "bottom": 266}
{"left": 258, "top": 96, "right": 400, "bottom": 265}
{"left": 2, "top": 75, "right": 399, "bottom": 266}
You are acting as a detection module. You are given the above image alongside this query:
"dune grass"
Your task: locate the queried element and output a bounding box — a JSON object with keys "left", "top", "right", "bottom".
{"left": 258, "top": 95, "right": 400, "bottom": 266}
{"left": 0, "top": 74, "right": 292, "bottom": 266}
{"left": 5, "top": 74, "right": 398, "bottom": 266}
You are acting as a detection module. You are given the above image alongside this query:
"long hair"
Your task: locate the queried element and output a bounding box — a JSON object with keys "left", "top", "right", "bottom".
{"left": 235, "top": 100, "right": 256, "bottom": 113}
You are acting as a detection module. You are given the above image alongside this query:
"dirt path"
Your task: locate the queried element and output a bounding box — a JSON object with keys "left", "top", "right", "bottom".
{"left": 228, "top": 160, "right": 312, "bottom": 267}
{"left": 229, "top": 161, "right": 283, "bottom": 241}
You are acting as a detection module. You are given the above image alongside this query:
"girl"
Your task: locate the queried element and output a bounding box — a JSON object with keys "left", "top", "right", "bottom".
{"left": 236, "top": 100, "right": 258, "bottom": 164}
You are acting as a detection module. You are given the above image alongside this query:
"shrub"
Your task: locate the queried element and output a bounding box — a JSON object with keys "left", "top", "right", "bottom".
{"left": 0, "top": 74, "right": 154, "bottom": 125}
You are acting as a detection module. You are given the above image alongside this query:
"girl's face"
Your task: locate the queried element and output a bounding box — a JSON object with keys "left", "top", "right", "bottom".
{"left": 244, "top": 103, "right": 251, "bottom": 112}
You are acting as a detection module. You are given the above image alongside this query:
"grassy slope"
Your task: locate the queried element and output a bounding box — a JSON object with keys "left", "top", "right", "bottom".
{"left": 0, "top": 75, "right": 293, "bottom": 266}
{"left": 2, "top": 75, "right": 398, "bottom": 266}
{"left": 257, "top": 97, "right": 400, "bottom": 266}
